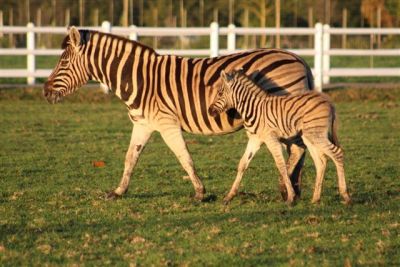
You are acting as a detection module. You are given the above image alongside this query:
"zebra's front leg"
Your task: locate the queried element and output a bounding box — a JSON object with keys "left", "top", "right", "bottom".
{"left": 106, "top": 124, "right": 153, "bottom": 199}
{"left": 160, "top": 126, "right": 205, "bottom": 201}
{"left": 224, "top": 135, "right": 262, "bottom": 204}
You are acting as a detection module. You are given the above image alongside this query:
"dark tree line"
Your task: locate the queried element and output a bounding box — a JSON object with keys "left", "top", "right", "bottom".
{"left": 1, "top": 0, "right": 399, "bottom": 28}
{"left": 1, "top": 0, "right": 399, "bottom": 50}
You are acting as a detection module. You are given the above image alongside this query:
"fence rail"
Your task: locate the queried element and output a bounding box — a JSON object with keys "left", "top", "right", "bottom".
{"left": 1, "top": 22, "right": 400, "bottom": 90}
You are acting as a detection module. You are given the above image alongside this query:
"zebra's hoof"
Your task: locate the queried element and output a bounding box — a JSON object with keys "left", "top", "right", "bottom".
{"left": 105, "top": 191, "right": 121, "bottom": 200}
{"left": 223, "top": 195, "right": 234, "bottom": 205}
{"left": 311, "top": 198, "right": 320, "bottom": 204}
{"left": 193, "top": 193, "right": 205, "bottom": 201}
{"left": 286, "top": 193, "right": 296, "bottom": 206}
{"left": 343, "top": 196, "right": 352, "bottom": 205}
{"left": 293, "top": 185, "right": 302, "bottom": 198}
{"left": 279, "top": 184, "right": 288, "bottom": 201}
{"left": 223, "top": 199, "right": 231, "bottom": 205}
{"left": 286, "top": 199, "right": 296, "bottom": 206}
{"left": 286, "top": 197, "right": 294, "bottom": 205}
{"left": 193, "top": 188, "right": 206, "bottom": 201}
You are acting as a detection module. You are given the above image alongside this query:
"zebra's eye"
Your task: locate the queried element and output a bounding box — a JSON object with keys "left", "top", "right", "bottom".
{"left": 60, "top": 59, "right": 69, "bottom": 67}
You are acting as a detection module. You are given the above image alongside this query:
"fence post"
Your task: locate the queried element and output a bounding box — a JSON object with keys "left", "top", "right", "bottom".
{"left": 101, "top": 20, "right": 111, "bottom": 33}
{"left": 227, "top": 23, "right": 236, "bottom": 52}
{"left": 100, "top": 21, "right": 111, "bottom": 93}
{"left": 129, "top": 25, "right": 138, "bottom": 41}
{"left": 0, "top": 10, "right": 3, "bottom": 38}
{"left": 323, "top": 24, "right": 330, "bottom": 85}
{"left": 27, "top": 22, "right": 35, "bottom": 85}
{"left": 210, "top": 22, "right": 219, "bottom": 57}
{"left": 314, "top": 23, "right": 323, "bottom": 92}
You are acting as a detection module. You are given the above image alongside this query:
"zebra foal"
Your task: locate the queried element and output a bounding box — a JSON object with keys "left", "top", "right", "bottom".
{"left": 209, "top": 70, "right": 351, "bottom": 204}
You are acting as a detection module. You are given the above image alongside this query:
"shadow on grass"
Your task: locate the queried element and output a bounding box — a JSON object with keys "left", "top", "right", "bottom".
{"left": 201, "top": 194, "right": 218, "bottom": 203}
{"left": 102, "top": 191, "right": 173, "bottom": 200}
{"left": 101, "top": 190, "right": 219, "bottom": 203}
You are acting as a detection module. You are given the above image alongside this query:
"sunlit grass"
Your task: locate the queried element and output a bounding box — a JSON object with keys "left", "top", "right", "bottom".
{"left": 0, "top": 87, "right": 399, "bottom": 265}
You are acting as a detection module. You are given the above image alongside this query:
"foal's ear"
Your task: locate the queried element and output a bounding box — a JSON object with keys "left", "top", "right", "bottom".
{"left": 68, "top": 26, "right": 81, "bottom": 48}
{"left": 221, "top": 70, "right": 234, "bottom": 83}
{"left": 221, "top": 70, "right": 228, "bottom": 82}
{"left": 236, "top": 68, "right": 245, "bottom": 75}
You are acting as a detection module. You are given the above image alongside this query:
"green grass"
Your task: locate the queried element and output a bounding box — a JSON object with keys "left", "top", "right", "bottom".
{"left": 0, "top": 87, "right": 399, "bottom": 265}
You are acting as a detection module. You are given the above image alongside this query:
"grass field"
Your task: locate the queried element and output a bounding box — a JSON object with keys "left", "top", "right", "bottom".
{"left": 0, "top": 87, "right": 399, "bottom": 265}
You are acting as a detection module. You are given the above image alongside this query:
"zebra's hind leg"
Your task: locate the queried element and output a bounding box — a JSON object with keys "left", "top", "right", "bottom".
{"left": 302, "top": 136, "right": 327, "bottom": 204}
{"left": 107, "top": 124, "right": 153, "bottom": 199}
{"left": 285, "top": 143, "right": 306, "bottom": 200}
{"left": 265, "top": 136, "right": 296, "bottom": 204}
{"left": 320, "top": 142, "right": 351, "bottom": 204}
{"left": 160, "top": 126, "right": 205, "bottom": 201}
{"left": 224, "top": 134, "right": 262, "bottom": 204}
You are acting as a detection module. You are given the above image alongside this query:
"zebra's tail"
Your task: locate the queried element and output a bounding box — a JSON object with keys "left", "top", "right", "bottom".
{"left": 281, "top": 50, "right": 314, "bottom": 91}
{"left": 305, "top": 62, "right": 315, "bottom": 90}
{"left": 294, "top": 53, "right": 314, "bottom": 90}
{"left": 331, "top": 109, "right": 340, "bottom": 147}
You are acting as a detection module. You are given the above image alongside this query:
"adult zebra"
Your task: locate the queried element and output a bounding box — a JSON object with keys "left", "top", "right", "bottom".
{"left": 44, "top": 27, "right": 314, "bottom": 200}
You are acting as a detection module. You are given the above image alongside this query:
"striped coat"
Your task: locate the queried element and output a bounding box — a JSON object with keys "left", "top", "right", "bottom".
{"left": 44, "top": 27, "right": 314, "bottom": 200}
{"left": 209, "top": 70, "right": 350, "bottom": 204}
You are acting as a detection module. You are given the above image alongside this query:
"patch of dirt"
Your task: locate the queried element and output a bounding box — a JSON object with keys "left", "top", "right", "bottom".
{"left": 326, "top": 87, "right": 400, "bottom": 102}
{"left": 356, "top": 112, "right": 379, "bottom": 120}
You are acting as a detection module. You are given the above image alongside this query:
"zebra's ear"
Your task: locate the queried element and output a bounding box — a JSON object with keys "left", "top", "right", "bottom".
{"left": 221, "top": 70, "right": 228, "bottom": 82}
{"left": 237, "top": 68, "right": 245, "bottom": 75}
{"left": 221, "top": 70, "right": 233, "bottom": 83}
{"left": 68, "top": 26, "right": 81, "bottom": 48}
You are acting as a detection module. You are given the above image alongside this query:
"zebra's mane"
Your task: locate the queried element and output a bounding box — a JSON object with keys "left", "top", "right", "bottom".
{"left": 61, "top": 30, "right": 157, "bottom": 55}
{"left": 61, "top": 29, "right": 91, "bottom": 49}
{"left": 231, "top": 70, "right": 267, "bottom": 96}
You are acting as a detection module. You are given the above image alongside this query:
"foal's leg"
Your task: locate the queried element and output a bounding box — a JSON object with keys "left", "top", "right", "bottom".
{"left": 302, "top": 136, "right": 327, "bottom": 203}
{"left": 285, "top": 143, "right": 306, "bottom": 199}
{"left": 320, "top": 142, "right": 351, "bottom": 204}
{"left": 224, "top": 134, "right": 262, "bottom": 204}
{"left": 265, "top": 136, "right": 296, "bottom": 204}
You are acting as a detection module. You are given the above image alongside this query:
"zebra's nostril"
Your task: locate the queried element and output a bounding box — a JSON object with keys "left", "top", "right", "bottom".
{"left": 208, "top": 106, "right": 218, "bottom": 117}
{"left": 44, "top": 80, "right": 53, "bottom": 91}
{"left": 43, "top": 80, "right": 57, "bottom": 102}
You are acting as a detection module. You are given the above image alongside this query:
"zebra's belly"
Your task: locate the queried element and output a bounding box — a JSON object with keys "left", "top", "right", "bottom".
{"left": 278, "top": 133, "right": 303, "bottom": 146}
{"left": 127, "top": 109, "right": 159, "bottom": 130}
{"left": 180, "top": 112, "right": 244, "bottom": 135}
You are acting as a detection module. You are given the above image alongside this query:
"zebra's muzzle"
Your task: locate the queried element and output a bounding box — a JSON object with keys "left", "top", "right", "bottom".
{"left": 43, "top": 81, "right": 62, "bottom": 104}
{"left": 208, "top": 106, "right": 220, "bottom": 117}
{"left": 45, "top": 91, "right": 61, "bottom": 104}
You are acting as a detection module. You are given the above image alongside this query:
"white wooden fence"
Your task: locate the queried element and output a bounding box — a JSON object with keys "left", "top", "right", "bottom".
{"left": 1, "top": 21, "right": 400, "bottom": 91}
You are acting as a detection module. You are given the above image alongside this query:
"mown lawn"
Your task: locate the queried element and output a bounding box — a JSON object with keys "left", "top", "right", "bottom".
{"left": 0, "top": 87, "right": 399, "bottom": 266}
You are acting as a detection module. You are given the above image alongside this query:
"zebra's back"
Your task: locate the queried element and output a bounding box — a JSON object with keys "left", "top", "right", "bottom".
{"left": 45, "top": 30, "right": 314, "bottom": 136}
{"left": 255, "top": 91, "right": 334, "bottom": 139}
{"left": 153, "top": 48, "right": 314, "bottom": 135}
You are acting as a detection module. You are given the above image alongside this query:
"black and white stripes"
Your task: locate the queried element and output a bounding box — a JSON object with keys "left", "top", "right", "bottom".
{"left": 209, "top": 70, "right": 351, "bottom": 204}
{"left": 44, "top": 27, "right": 315, "bottom": 200}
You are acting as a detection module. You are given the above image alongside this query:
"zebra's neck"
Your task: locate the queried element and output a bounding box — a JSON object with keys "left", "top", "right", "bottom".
{"left": 233, "top": 75, "right": 267, "bottom": 119}
{"left": 85, "top": 31, "right": 157, "bottom": 103}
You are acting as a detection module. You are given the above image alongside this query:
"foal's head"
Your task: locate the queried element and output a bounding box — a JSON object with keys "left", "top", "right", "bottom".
{"left": 208, "top": 69, "right": 243, "bottom": 117}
